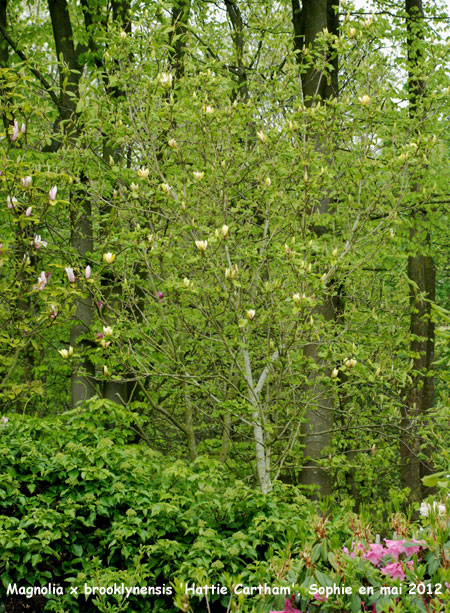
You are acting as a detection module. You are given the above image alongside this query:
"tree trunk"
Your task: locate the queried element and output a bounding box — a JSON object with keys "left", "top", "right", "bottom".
{"left": 292, "top": 0, "right": 339, "bottom": 498}
{"left": 48, "top": 0, "right": 95, "bottom": 408}
{"left": 400, "top": 0, "right": 435, "bottom": 502}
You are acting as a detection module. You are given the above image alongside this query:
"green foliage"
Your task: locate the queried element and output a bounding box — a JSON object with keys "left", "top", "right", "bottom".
{"left": 0, "top": 408, "right": 324, "bottom": 612}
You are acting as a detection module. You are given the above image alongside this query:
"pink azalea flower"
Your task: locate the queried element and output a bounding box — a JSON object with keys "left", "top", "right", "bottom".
{"left": 270, "top": 597, "right": 302, "bottom": 613}
{"left": 343, "top": 541, "right": 365, "bottom": 558}
{"left": 384, "top": 539, "right": 406, "bottom": 560}
{"left": 313, "top": 592, "right": 328, "bottom": 602}
{"left": 363, "top": 543, "right": 386, "bottom": 566}
{"left": 381, "top": 561, "right": 405, "bottom": 581}
{"left": 402, "top": 540, "right": 423, "bottom": 558}
{"left": 405, "top": 560, "right": 414, "bottom": 572}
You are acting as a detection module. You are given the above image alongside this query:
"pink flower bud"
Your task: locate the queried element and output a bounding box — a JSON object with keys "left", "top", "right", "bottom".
{"left": 85, "top": 265, "right": 91, "bottom": 279}
{"left": 65, "top": 267, "right": 76, "bottom": 283}
{"left": 49, "top": 186, "right": 58, "bottom": 201}
{"left": 11, "top": 119, "right": 19, "bottom": 142}
{"left": 25, "top": 207, "right": 32, "bottom": 217}
{"left": 97, "top": 301, "right": 103, "bottom": 310}
{"left": 49, "top": 305, "right": 58, "bottom": 320}
{"left": 7, "top": 196, "right": 17, "bottom": 209}
{"left": 21, "top": 176, "right": 32, "bottom": 188}
{"left": 21, "top": 123, "right": 26, "bottom": 134}
{"left": 157, "top": 291, "right": 164, "bottom": 299}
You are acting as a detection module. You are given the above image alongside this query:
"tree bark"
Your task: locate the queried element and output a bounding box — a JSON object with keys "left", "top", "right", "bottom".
{"left": 48, "top": 0, "right": 95, "bottom": 408}
{"left": 400, "top": 0, "right": 435, "bottom": 503}
{"left": 292, "top": 0, "right": 339, "bottom": 498}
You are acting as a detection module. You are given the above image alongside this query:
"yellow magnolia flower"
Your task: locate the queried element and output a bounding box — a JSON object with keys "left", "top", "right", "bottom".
{"left": 103, "top": 252, "right": 116, "bottom": 264}
{"left": 195, "top": 240, "right": 208, "bottom": 252}
{"left": 137, "top": 167, "right": 149, "bottom": 179}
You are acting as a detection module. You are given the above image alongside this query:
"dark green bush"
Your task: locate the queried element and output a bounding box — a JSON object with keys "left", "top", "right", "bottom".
{"left": 0, "top": 401, "right": 326, "bottom": 612}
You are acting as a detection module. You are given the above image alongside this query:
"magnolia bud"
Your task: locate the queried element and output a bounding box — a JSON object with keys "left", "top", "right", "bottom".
{"left": 256, "top": 131, "right": 267, "bottom": 143}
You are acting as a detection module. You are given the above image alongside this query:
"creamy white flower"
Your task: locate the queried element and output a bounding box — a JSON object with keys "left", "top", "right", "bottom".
{"left": 358, "top": 94, "right": 371, "bottom": 105}
{"left": 195, "top": 240, "right": 208, "bottom": 252}
{"left": 246, "top": 309, "right": 256, "bottom": 320}
{"left": 158, "top": 72, "right": 173, "bottom": 88}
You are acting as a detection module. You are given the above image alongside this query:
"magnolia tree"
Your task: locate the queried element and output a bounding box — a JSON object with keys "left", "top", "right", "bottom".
{"left": 1, "top": 0, "right": 450, "bottom": 502}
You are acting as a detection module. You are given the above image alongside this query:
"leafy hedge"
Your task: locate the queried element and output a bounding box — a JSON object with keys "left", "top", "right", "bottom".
{"left": 2, "top": 402, "right": 450, "bottom": 613}
{"left": 0, "top": 401, "right": 325, "bottom": 612}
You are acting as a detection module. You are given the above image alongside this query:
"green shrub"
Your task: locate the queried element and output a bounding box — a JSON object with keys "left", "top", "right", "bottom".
{"left": 0, "top": 402, "right": 326, "bottom": 612}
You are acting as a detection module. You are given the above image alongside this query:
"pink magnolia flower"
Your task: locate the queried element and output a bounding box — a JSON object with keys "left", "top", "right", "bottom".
{"left": 11, "top": 119, "right": 19, "bottom": 141}
{"left": 381, "top": 561, "right": 405, "bottom": 581}
{"left": 384, "top": 539, "right": 406, "bottom": 560}
{"left": 0, "top": 416, "right": 8, "bottom": 424}
{"left": 97, "top": 301, "right": 103, "bottom": 310}
{"left": 65, "top": 267, "right": 76, "bottom": 283}
{"left": 34, "top": 235, "right": 47, "bottom": 249}
{"left": 25, "top": 207, "right": 32, "bottom": 217}
{"left": 85, "top": 265, "right": 91, "bottom": 279}
{"left": 35, "top": 271, "right": 48, "bottom": 291}
{"left": 96, "top": 332, "right": 104, "bottom": 339}
{"left": 21, "top": 176, "right": 32, "bottom": 188}
{"left": 49, "top": 185, "right": 58, "bottom": 201}
{"left": 21, "top": 122, "right": 26, "bottom": 134}
{"left": 49, "top": 305, "right": 58, "bottom": 320}
{"left": 156, "top": 291, "right": 164, "bottom": 299}
{"left": 7, "top": 196, "right": 17, "bottom": 209}
{"left": 363, "top": 543, "right": 386, "bottom": 566}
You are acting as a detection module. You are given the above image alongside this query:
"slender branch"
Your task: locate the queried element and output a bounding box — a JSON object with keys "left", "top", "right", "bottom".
{"left": 0, "top": 22, "right": 60, "bottom": 107}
